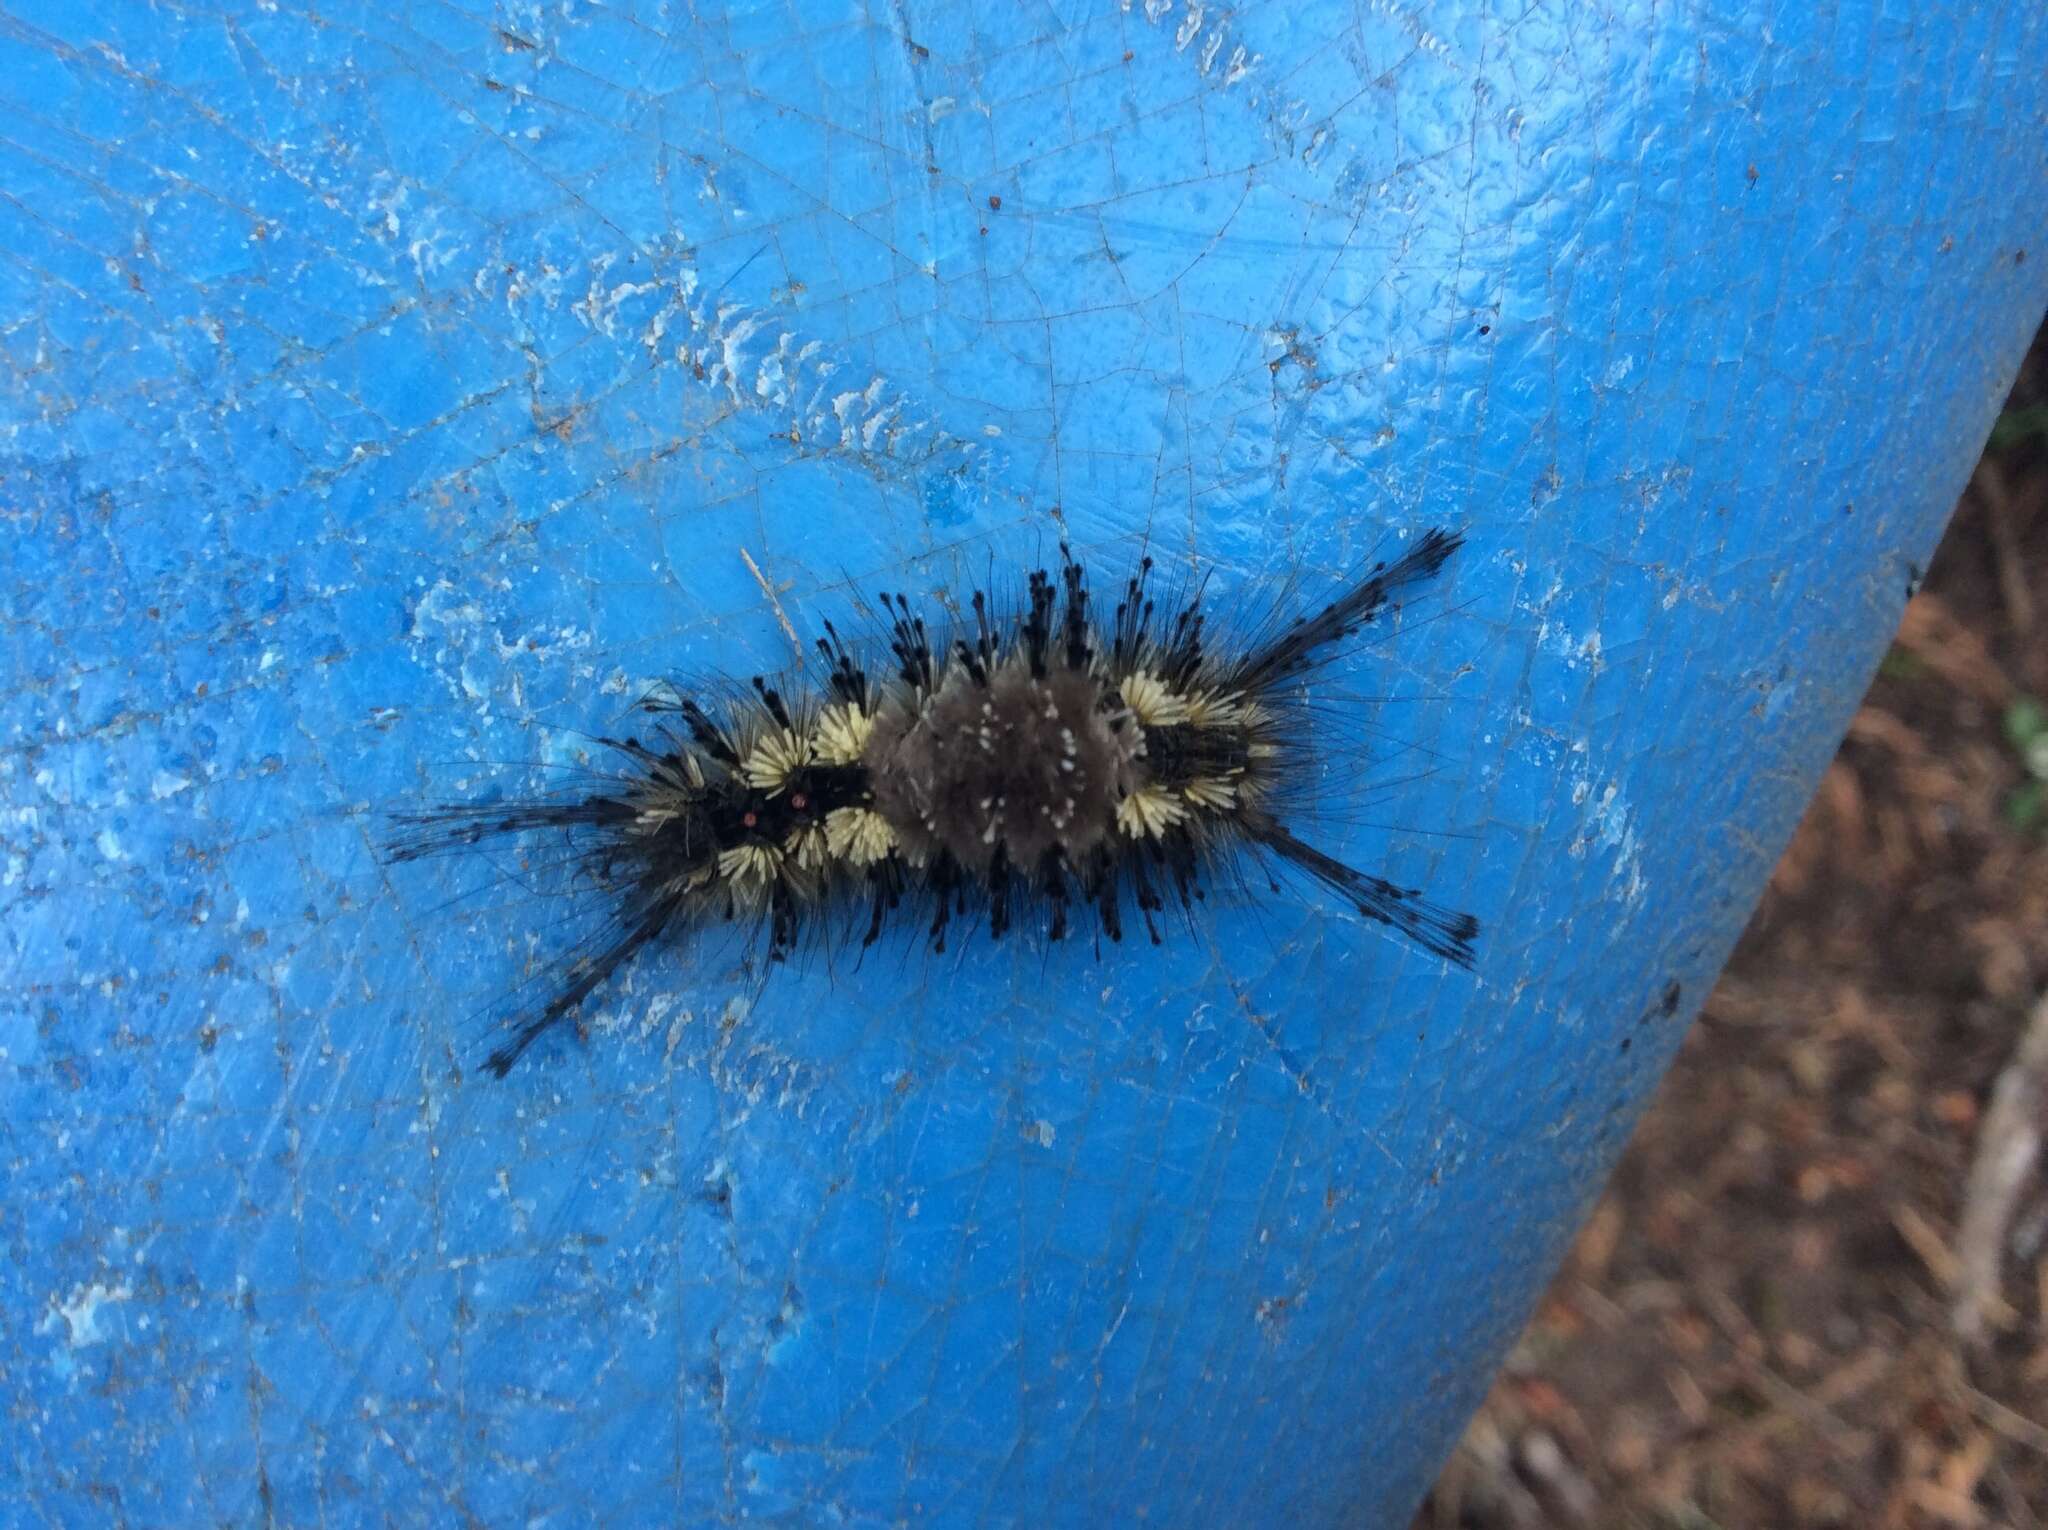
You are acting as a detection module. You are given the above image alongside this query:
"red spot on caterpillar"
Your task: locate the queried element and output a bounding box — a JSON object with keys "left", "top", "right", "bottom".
{"left": 742, "top": 811, "right": 758, "bottom": 828}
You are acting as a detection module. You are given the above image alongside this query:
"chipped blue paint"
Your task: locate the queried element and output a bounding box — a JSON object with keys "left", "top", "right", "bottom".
{"left": 4, "top": 2, "right": 2045, "bottom": 1524}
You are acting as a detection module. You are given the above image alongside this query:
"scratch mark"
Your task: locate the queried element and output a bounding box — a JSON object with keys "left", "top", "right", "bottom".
{"left": 740, "top": 546, "right": 804, "bottom": 656}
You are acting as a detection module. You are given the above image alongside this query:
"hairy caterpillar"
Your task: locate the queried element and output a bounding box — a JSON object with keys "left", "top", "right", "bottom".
{"left": 391, "top": 530, "right": 1479, "bottom": 1076}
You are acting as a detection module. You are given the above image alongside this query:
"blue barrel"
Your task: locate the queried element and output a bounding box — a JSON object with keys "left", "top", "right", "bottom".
{"left": 5, "top": 2, "right": 2044, "bottom": 1523}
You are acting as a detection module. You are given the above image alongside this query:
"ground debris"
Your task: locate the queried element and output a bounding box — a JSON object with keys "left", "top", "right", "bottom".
{"left": 1419, "top": 323, "right": 2048, "bottom": 1529}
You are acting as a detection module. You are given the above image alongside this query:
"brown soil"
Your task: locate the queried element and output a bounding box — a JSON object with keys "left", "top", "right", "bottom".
{"left": 1417, "top": 319, "right": 2048, "bottom": 1530}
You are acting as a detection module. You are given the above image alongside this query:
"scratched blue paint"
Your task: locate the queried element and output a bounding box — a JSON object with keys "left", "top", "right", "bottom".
{"left": 3, "top": 1, "right": 2045, "bottom": 1524}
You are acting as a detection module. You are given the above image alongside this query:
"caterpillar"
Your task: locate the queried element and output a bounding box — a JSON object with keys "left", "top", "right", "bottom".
{"left": 391, "top": 529, "right": 1479, "bottom": 1077}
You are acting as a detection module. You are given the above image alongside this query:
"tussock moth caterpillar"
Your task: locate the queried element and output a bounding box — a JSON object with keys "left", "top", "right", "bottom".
{"left": 391, "top": 530, "right": 1479, "bottom": 1076}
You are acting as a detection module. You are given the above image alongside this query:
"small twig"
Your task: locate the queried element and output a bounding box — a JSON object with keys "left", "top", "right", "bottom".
{"left": 1954, "top": 1374, "right": 2048, "bottom": 1461}
{"left": 1698, "top": 1286, "right": 1881, "bottom": 1445}
{"left": 1894, "top": 1201, "right": 1964, "bottom": 1293}
{"left": 1973, "top": 458, "right": 2037, "bottom": 635}
{"left": 739, "top": 545, "right": 804, "bottom": 658}
{"left": 1953, "top": 991, "right": 2048, "bottom": 1344}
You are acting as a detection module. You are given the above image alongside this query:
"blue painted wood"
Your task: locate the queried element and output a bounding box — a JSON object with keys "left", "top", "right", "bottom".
{"left": 4, "top": 2, "right": 2044, "bottom": 1523}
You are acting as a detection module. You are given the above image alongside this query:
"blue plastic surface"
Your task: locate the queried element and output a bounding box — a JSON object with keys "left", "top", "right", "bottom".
{"left": 5, "top": 2, "right": 2045, "bottom": 1524}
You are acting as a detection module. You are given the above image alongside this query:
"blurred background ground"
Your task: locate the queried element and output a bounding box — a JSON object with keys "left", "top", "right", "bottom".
{"left": 1416, "top": 316, "right": 2048, "bottom": 1530}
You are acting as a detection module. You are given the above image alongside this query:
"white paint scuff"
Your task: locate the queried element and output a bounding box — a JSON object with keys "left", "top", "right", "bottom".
{"left": 39, "top": 1281, "right": 133, "bottom": 1350}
